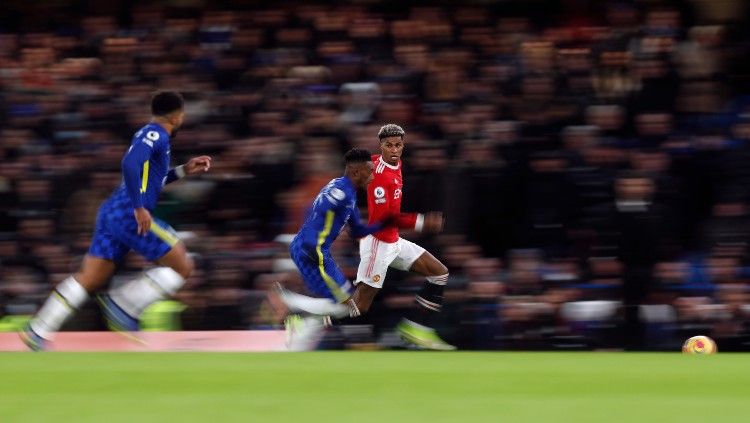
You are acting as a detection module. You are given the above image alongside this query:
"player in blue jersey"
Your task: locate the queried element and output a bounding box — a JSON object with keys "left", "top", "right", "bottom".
{"left": 276, "top": 148, "right": 396, "bottom": 350}
{"left": 21, "top": 91, "right": 212, "bottom": 351}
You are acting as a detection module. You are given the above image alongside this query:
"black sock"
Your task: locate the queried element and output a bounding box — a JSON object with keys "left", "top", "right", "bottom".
{"left": 408, "top": 281, "right": 445, "bottom": 327}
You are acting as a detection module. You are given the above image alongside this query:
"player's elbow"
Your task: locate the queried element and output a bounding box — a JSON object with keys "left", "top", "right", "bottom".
{"left": 349, "top": 227, "right": 368, "bottom": 239}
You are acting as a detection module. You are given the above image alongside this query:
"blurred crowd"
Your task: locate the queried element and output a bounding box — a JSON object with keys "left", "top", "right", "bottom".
{"left": 2, "top": 0, "right": 750, "bottom": 350}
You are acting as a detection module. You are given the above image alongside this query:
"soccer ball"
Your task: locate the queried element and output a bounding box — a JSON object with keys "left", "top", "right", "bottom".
{"left": 682, "top": 335, "right": 717, "bottom": 354}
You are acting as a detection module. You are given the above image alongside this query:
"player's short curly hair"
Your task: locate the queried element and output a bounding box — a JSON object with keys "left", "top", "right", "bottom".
{"left": 151, "top": 91, "right": 184, "bottom": 116}
{"left": 377, "top": 124, "right": 406, "bottom": 140}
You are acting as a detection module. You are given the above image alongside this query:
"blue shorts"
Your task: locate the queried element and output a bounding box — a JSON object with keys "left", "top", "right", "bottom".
{"left": 88, "top": 201, "right": 180, "bottom": 263}
{"left": 289, "top": 240, "right": 352, "bottom": 302}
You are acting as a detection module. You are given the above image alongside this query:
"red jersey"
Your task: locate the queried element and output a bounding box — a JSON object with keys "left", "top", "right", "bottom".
{"left": 367, "top": 154, "right": 421, "bottom": 243}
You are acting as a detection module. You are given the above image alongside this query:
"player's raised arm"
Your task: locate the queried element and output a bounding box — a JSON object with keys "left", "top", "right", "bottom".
{"left": 371, "top": 182, "right": 426, "bottom": 232}
{"left": 165, "top": 155, "right": 212, "bottom": 184}
{"left": 348, "top": 205, "right": 393, "bottom": 239}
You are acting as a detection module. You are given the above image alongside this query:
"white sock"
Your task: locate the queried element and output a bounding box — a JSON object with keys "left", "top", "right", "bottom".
{"left": 109, "top": 267, "right": 185, "bottom": 318}
{"left": 281, "top": 289, "right": 355, "bottom": 318}
{"left": 426, "top": 274, "right": 448, "bottom": 286}
{"left": 30, "top": 276, "right": 89, "bottom": 340}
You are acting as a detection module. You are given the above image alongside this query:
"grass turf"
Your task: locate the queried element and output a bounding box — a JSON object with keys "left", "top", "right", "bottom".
{"left": 0, "top": 352, "right": 748, "bottom": 422}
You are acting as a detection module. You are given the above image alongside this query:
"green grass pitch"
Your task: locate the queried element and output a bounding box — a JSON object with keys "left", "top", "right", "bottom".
{"left": 1, "top": 352, "right": 748, "bottom": 422}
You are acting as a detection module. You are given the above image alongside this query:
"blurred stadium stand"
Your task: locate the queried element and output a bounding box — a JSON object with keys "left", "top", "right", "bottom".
{"left": 2, "top": 0, "right": 750, "bottom": 350}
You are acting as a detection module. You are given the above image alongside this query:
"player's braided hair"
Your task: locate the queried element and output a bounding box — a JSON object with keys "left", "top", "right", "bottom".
{"left": 377, "top": 123, "right": 406, "bottom": 140}
{"left": 344, "top": 148, "right": 371, "bottom": 164}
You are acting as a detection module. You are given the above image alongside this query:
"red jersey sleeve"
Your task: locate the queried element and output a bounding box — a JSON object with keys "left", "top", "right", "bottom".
{"left": 396, "top": 213, "right": 420, "bottom": 230}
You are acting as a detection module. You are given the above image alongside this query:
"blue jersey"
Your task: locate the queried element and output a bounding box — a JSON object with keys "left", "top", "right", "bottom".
{"left": 293, "top": 176, "right": 381, "bottom": 253}
{"left": 89, "top": 123, "right": 183, "bottom": 263}
{"left": 105, "top": 123, "right": 179, "bottom": 211}
{"left": 289, "top": 176, "right": 382, "bottom": 301}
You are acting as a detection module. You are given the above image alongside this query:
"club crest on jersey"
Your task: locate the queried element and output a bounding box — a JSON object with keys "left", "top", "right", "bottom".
{"left": 374, "top": 186, "right": 385, "bottom": 199}
{"left": 325, "top": 187, "right": 346, "bottom": 205}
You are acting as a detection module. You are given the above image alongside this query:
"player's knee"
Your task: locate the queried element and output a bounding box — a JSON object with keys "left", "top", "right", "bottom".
{"left": 426, "top": 260, "right": 448, "bottom": 276}
{"left": 73, "top": 272, "right": 100, "bottom": 293}
{"left": 175, "top": 255, "right": 194, "bottom": 279}
{"left": 74, "top": 257, "right": 115, "bottom": 292}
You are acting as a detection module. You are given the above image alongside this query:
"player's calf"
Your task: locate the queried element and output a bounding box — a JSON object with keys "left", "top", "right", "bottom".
{"left": 21, "top": 275, "right": 91, "bottom": 350}
{"left": 406, "top": 252, "right": 450, "bottom": 326}
{"left": 102, "top": 244, "right": 192, "bottom": 330}
{"left": 415, "top": 274, "right": 448, "bottom": 314}
{"left": 399, "top": 272, "right": 455, "bottom": 350}
{"left": 350, "top": 282, "right": 378, "bottom": 314}
{"left": 106, "top": 267, "right": 186, "bottom": 325}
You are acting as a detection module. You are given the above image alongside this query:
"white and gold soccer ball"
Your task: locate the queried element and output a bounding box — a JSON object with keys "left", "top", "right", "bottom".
{"left": 682, "top": 335, "right": 717, "bottom": 354}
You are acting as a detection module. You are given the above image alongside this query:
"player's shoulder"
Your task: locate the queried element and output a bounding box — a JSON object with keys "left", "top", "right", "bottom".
{"left": 321, "top": 177, "right": 353, "bottom": 206}
{"left": 371, "top": 154, "right": 380, "bottom": 163}
{"left": 133, "top": 123, "right": 169, "bottom": 148}
{"left": 373, "top": 157, "right": 401, "bottom": 178}
{"left": 329, "top": 176, "right": 357, "bottom": 193}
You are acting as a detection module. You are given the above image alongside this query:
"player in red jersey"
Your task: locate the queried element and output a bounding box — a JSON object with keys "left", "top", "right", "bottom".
{"left": 354, "top": 123, "right": 454, "bottom": 350}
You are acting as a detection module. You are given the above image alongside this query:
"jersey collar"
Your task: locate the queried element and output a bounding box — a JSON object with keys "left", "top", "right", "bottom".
{"left": 378, "top": 156, "right": 400, "bottom": 170}
{"left": 148, "top": 122, "right": 171, "bottom": 139}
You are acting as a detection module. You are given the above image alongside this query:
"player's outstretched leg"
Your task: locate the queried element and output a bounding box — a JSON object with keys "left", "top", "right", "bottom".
{"left": 273, "top": 282, "right": 360, "bottom": 318}
{"left": 276, "top": 283, "right": 379, "bottom": 351}
{"left": 398, "top": 251, "right": 456, "bottom": 351}
{"left": 274, "top": 282, "right": 368, "bottom": 351}
{"left": 21, "top": 256, "right": 115, "bottom": 351}
{"left": 100, "top": 242, "right": 193, "bottom": 333}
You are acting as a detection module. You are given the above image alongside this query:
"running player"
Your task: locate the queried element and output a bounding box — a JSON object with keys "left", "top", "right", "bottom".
{"left": 20, "top": 91, "right": 212, "bottom": 350}
{"left": 279, "top": 148, "right": 396, "bottom": 350}
{"left": 357, "top": 123, "right": 454, "bottom": 350}
{"left": 277, "top": 126, "right": 454, "bottom": 350}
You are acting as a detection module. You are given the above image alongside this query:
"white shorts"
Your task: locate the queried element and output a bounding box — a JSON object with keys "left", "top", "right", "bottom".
{"left": 356, "top": 235, "right": 426, "bottom": 288}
